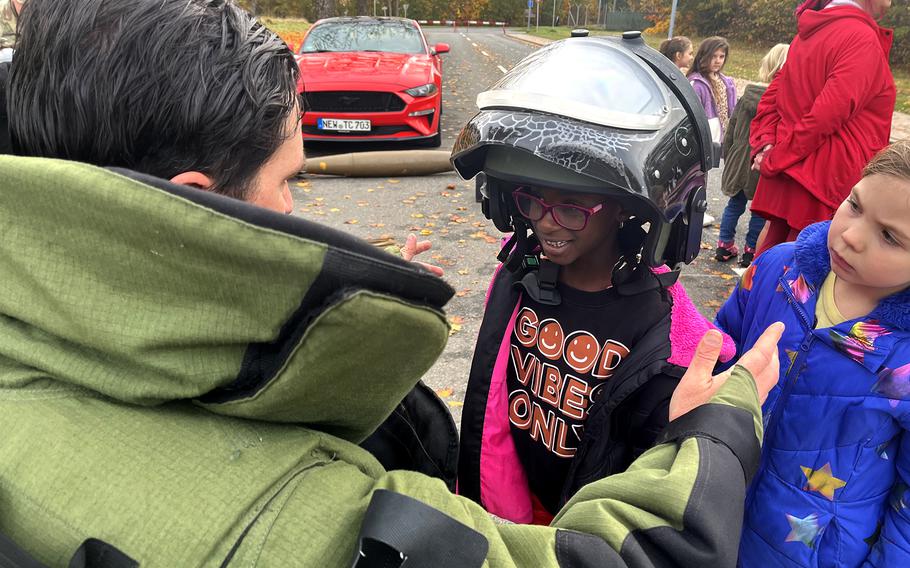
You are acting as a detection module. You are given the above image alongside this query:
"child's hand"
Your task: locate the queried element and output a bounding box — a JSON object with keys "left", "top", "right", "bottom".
{"left": 669, "top": 322, "right": 784, "bottom": 421}
{"left": 752, "top": 144, "right": 773, "bottom": 171}
{"left": 400, "top": 233, "right": 444, "bottom": 277}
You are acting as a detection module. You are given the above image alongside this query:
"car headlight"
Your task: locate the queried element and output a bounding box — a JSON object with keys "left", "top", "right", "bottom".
{"left": 404, "top": 83, "right": 438, "bottom": 98}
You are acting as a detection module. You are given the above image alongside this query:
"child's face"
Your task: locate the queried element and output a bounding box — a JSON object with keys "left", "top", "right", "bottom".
{"left": 675, "top": 46, "right": 694, "bottom": 70}
{"left": 524, "top": 187, "right": 622, "bottom": 269}
{"left": 828, "top": 174, "right": 910, "bottom": 299}
{"left": 709, "top": 49, "right": 726, "bottom": 74}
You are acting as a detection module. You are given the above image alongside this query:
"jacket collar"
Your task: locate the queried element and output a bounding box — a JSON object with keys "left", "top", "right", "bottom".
{"left": 795, "top": 221, "right": 910, "bottom": 331}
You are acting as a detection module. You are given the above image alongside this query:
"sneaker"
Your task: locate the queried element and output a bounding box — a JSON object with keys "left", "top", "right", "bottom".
{"left": 702, "top": 213, "right": 715, "bottom": 228}
{"left": 739, "top": 247, "right": 756, "bottom": 268}
{"left": 715, "top": 240, "right": 739, "bottom": 262}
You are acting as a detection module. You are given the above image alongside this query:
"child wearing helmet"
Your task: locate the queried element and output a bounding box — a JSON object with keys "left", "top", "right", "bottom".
{"left": 452, "top": 34, "right": 738, "bottom": 524}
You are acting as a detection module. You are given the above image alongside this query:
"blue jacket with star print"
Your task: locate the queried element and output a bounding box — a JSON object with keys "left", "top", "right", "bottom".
{"left": 716, "top": 221, "right": 910, "bottom": 567}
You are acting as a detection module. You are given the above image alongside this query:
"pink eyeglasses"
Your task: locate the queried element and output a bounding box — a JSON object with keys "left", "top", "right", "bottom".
{"left": 512, "top": 189, "right": 605, "bottom": 231}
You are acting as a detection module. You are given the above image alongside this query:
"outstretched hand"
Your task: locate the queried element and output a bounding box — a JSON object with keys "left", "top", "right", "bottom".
{"left": 669, "top": 322, "right": 785, "bottom": 421}
{"left": 400, "top": 233, "right": 444, "bottom": 277}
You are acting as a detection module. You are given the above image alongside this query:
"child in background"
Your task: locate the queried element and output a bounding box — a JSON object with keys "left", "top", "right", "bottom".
{"left": 659, "top": 35, "right": 693, "bottom": 73}
{"left": 715, "top": 140, "right": 910, "bottom": 566}
{"left": 688, "top": 36, "right": 736, "bottom": 144}
{"left": 452, "top": 36, "right": 736, "bottom": 526}
{"left": 689, "top": 36, "right": 736, "bottom": 229}
{"left": 716, "top": 43, "right": 789, "bottom": 266}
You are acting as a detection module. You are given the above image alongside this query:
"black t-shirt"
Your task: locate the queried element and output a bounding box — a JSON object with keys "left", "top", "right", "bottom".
{"left": 506, "top": 281, "right": 668, "bottom": 513}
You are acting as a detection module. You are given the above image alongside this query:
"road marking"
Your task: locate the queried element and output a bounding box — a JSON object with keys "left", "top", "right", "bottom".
{"left": 464, "top": 35, "right": 471, "bottom": 41}
{"left": 481, "top": 50, "right": 490, "bottom": 57}
{"left": 497, "top": 65, "right": 508, "bottom": 74}
{"left": 471, "top": 42, "right": 478, "bottom": 47}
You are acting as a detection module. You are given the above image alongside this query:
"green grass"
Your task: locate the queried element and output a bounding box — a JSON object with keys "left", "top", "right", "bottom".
{"left": 522, "top": 27, "right": 910, "bottom": 114}
{"left": 260, "top": 18, "right": 311, "bottom": 36}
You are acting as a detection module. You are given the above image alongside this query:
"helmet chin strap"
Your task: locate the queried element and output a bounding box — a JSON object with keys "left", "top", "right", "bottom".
{"left": 505, "top": 218, "right": 680, "bottom": 304}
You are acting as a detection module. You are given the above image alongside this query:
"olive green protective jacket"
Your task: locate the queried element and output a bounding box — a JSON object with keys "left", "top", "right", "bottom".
{"left": 0, "top": 156, "right": 763, "bottom": 567}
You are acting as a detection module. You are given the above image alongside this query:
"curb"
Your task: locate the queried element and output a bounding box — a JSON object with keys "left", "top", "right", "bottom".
{"left": 502, "top": 30, "right": 552, "bottom": 47}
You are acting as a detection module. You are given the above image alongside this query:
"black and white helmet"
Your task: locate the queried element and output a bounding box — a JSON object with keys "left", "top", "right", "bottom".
{"left": 451, "top": 32, "right": 715, "bottom": 270}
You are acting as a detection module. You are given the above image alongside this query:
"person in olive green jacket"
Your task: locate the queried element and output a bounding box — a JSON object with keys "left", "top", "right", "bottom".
{"left": 716, "top": 44, "right": 790, "bottom": 267}
{"left": 0, "top": 1, "right": 783, "bottom": 566}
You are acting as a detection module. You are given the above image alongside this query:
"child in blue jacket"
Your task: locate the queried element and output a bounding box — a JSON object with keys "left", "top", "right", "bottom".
{"left": 716, "top": 140, "right": 910, "bottom": 566}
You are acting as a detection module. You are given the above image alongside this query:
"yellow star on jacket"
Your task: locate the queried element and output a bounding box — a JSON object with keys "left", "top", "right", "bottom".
{"left": 801, "top": 463, "right": 847, "bottom": 500}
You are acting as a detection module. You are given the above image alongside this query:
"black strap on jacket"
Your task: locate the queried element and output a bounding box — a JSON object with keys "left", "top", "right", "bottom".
{"left": 0, "top": 534, "right": 137, "bottom": 568}
{"left": 656, "top": 402, "right": 761, "bottom": 485}
{"left": 351, "top": 490, "right": 488, "bottom": 568}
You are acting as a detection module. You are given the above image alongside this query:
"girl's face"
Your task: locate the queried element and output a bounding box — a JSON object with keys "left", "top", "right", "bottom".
{"left": 524, "top": 187, "right": 622, "bottom": 270}
{"left": 828, "top": 174, "right": 910, "bottom": 300}
{"left": 675, "top": 45, "right": 694, "bottom": 70}
{"left": 708, "top": 48, "right": 726, "bottom": 74}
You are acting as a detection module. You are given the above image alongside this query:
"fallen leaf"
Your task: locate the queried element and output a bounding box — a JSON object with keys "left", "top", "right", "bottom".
{"left": 344, "top": 219, "right": 359, "bottom": 225}
{"left": 411, "top": 213, "right": 425, "bottom": 218}
{"left": 449, "top": 323, "right": 462, "bottom": 336}
{"left": 456, "top": 288, "right": 472, "bottom": 297}
{"left": 329, "top": 207, "right": 340, "bottom": 213}
{"left": 457, "top": 269, "right": 470, "bottom": 275}
{"left": 435, "top": 387, "right": 454, "bottom": 398}
{"left": 446, "top": 183, "right": 456, "bottom": 189}
{"left": 419, "top": 229, "right": 433, "bottom": 236}
{"left": 387, "top": 179, "right": 400, "bottom": 184}
{"left": 368, "top": 222, "right": 386, "bottom": 228}
{"left": 449, "top": 316, "right": 465, "bottom": 325}
{"left": 447, "top": 400, "right": 464, "bottom": 408}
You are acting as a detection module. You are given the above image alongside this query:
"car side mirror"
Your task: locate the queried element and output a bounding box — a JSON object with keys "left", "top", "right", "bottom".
{"left": 433, "top": 43, "right": 450, "bottom": 55}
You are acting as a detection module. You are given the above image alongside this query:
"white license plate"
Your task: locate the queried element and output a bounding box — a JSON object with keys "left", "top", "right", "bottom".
{"left": 318, "top": 118, "right": 371, "bottom": 132}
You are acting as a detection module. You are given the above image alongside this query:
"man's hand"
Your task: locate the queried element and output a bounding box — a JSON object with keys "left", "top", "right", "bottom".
{"left": 752, "top": 144, "right": 773, "bottom": 172}
{"left": 669, "top": 322, "right": 784, "bottom": 421}
{"left": 400, "top": 233, "right": 444, "bottom": 277}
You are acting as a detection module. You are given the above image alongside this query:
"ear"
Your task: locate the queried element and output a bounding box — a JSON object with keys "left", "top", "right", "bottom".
{"left": 170, "top": 171, "right": 215, "bottom": 190}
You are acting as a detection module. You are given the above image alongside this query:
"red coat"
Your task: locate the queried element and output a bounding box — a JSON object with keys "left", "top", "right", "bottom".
{"left": 750, "top": 4, "right": 894, "bottom": 219}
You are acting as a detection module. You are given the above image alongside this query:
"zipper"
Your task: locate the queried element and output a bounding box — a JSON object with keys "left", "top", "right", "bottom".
{"left": 750, "top": 277, "right": 815, "bottom": 500}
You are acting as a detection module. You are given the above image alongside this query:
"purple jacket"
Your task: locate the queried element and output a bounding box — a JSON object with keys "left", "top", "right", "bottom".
{"left": 689, "top": 72, "right": 737, "bottom": 139}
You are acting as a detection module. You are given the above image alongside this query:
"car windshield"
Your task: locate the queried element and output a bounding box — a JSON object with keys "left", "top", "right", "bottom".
{"left": 302, "top": 21, "right": 425, "bottom": 54}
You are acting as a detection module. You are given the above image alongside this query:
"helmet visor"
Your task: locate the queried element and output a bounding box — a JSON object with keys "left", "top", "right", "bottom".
{"left": 477, "top": 38, "right": 671, "bottom": 131}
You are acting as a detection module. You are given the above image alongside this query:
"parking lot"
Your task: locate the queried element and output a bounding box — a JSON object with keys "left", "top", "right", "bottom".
{"left": 298, "top": 26, "right": 745, "bottom": 421}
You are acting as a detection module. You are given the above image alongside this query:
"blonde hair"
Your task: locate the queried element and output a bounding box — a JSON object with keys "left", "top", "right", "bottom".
{"left": 758, "top": 43, "right": 789, "bottom": 83}
{"left": 864, "top": 140, "right": 910, "bottom": 182}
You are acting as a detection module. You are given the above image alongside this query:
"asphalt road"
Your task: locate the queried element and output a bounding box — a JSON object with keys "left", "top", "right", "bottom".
{"left": 294, "top": 26, "right": 748, "bottom": 423}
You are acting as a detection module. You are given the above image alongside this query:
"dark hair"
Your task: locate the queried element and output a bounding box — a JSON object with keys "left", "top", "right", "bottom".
{"left": 8, "top": 0, "right": 299, "bottom": 200}
{"left": 658, "top": 36, "right": 692, "bottom": 64}
{"left": 688, "top": 36, "right": 729, "bottom": 77}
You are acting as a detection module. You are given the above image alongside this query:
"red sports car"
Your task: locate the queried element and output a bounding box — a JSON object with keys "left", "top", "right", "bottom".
{"left": 296, "top": 17, "right": 449, "bottom": 146}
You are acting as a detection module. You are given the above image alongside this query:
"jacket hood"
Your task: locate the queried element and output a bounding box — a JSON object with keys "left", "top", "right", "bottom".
{"left": 0, "top": 156, "right": 453, "bottom": 442}
{"left": 797, "top": 3, "right": 889, "bottom": 45}
{"left": 795, "top": 221, "right": 910, "bottom": 330}
{"left": 739, "top": 84, "right": 766, "bottom": 114}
